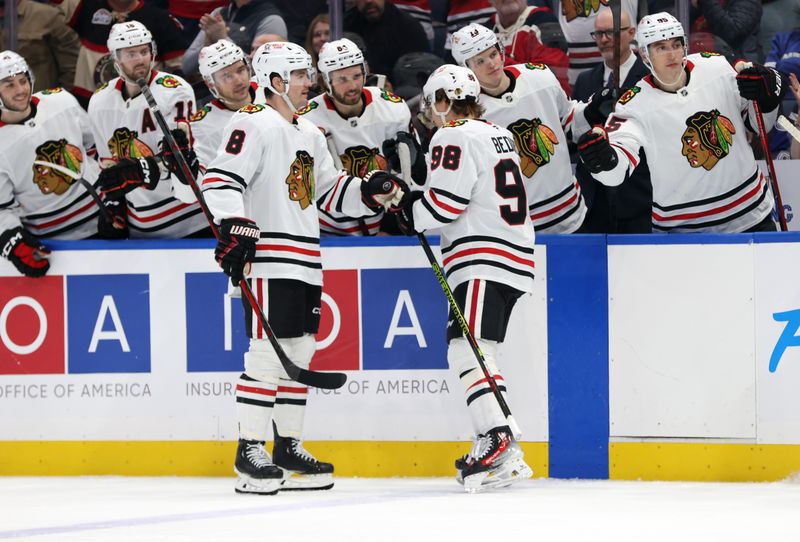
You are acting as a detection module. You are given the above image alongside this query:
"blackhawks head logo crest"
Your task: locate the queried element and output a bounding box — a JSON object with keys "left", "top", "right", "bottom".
{"left": 190, "top": 105, "right": 210, "bottom": 122}
{"left": 107, "top": 127, "right": 154, "bottom": 159}
{"left": 618, "top": 86, "right": 640, "bottom": 105}
{"left": 380, "top": 89, "right": 402, "bottom": 103}
{"left": 239, "top": 104, "right": 264, "bottom": 114}
{"left": 340, "top": 145, "right": 388, "bottom": 178}
{"left": 562, "top": 0, "right": 607, "bottom": 22}
{"left": 286, "top": 150, "right": 315, "bottom": 209}
{"left": 681, "top": 109, "right": 736, "bottom": 170}
{"left": 32, "top": 139, "right": 83, "bottom": 196}
{"left": 508, "top": 118, "right": 559, "bottom": 177}
{"left": 156, "top": 75, "right": 180, "bottom": 89}
{"left": 296, "top": 101, "right": 318, "bottom": 115}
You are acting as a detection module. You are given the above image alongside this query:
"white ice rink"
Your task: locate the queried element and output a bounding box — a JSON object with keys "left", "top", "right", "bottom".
{"left": 1, "top": 477, "right": 799, "bottom": 541}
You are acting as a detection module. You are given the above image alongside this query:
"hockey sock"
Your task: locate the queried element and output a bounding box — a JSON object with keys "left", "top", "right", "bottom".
{"left": 236, "top": 340, "right": 281, "bottom": 441}
{"left": 273, "top": 334, "right": 315, "bottom": 439}
{"left": 449, "top": 337, "right": 508, "bottom": 435}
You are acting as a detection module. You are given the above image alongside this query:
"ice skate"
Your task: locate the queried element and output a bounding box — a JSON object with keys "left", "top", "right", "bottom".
{"left": 273, "top": 430, "right": 334, "bottom": 491}
{"left": 234, "top": 439, "right": 284, "bottom": 495}
{"left": 456, "top": 426, "right": 532, "bottom": 493}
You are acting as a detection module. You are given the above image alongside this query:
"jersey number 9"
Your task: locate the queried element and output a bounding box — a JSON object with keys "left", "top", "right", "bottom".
{"left": 494, "top": 159, "right": 526, "bottom": 226}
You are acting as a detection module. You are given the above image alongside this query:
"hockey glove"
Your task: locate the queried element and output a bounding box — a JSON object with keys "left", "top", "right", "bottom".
{"left": 159, "top": 122, "right": 199, "bottom": 183}
{"left": 577, "top": 127, "right": 618, "bottom": 174}
{"left": 99, "top": 156, "right": 161, "bottom": 200}
{"left": 215, "top": 217, "right": 260, "bottom": 286}
{"left": 361, "top": 171, "right": 410, "bottom": 211}
{"left": 394, "top": 190, "right": 424, "bottom": 236}
{"left": 97, "top": 198, "right": 130, "bottom": 240}
{"left": 0, "top": 226, "right": 51, "bottom": 278}
{"left": 382, "top": 131, "right": 427, "bottom": 185}
{"left": 583, "top": 88, "right": 619, "bottom": 126}
{"left": 736, "top": 63, "right": 785, "bottom": 112}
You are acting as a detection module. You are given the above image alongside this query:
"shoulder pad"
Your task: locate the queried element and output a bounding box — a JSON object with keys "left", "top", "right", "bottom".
{"left": 379, "top": 89, "right": 403, "bottom": 103}
{"left": 155, "top": 75, "right": 182, "bottom": 89}
{"left": 94, "top": 82, "right": 109, "bottom": 94}
{"left": 699, "top": 51, "right": 722, "bottom": 58}
{"left": 443, "top": 119, "right": 468, "bottom": 128}
{"left": 40, "top": 87, "right": 64, "bottom": 95}
{"left": 296, "top": 101, "right": 318, "bottom": 115}
{"left": 524, "top": 62, "right": 547, "bottom": 70}
{"left": 617, "top": 86, "right": 641, "bottom": 106}
{"left": 238, "top": 104, "right": 265, "bottom": 114}
{"left": 190, "top": 105, "right": 211, "bottom": 122}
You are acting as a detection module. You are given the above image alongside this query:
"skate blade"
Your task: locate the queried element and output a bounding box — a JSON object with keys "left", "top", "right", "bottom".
{"left": 280, "top": 471, "right": 334, "bottom": 491}
{"left": 462, "top": 458, "right": 533, "bottom": 494}
{"left": 234, "top": 473, "right": 283, "bottom": 495}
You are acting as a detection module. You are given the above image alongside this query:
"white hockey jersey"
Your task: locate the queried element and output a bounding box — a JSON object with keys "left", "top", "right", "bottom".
{"left": 595, "top": 53, "right": 775, "bottom": 233}
{"left": 297, "top": 87, "right": 411, "bottom": 236}
{"left": 201, "top": 103, "right": 376, "bottom": 285}
{"left": 0, "top": 88, "right": 101, "bottom": 239}
{"left": 88, "top": 70, "right": 207, "bottom": 238}
{"left": 480, "top": 63, "right": 588, "bottom": 233}
{"left": 412, "top": 119, "right": 536, "bottom": 294}
{"left": 190, "top": 99, "right": 235, "bottom": 174}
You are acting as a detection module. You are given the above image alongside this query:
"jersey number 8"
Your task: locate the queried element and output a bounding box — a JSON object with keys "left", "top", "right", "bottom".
{"left": 225, "top": 129, "right": 246, "bottom": 155}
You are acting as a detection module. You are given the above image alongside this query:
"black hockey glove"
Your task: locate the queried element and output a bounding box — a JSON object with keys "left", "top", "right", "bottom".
{"left": 97, "top": 198, "right": 130, "bottom": 240}
{"left": 577, "top": 127, "right": 618, "bottom": 174}
{"left": 98, "top": 156, "right": 161, "bottom": 200}
{"left": 159, "top": 124, "right": 199, "bottom": 183}
{"left": 382, "top": 131, "right": 426, "bottom": 185}
{"left": 736, "top": 63, "right": 785, "bottom": 112}
{"left": 361, "top": 171, "right": 410, "bottom": 212}
{"left": 0, "top": 226, "right": 51, "bottom": 278}
{"left": 583, "top": 88, "right": 619, "bottom": 126}
{"left": 215, "top": 217, "right": 260, "bottom": 286}
{"left": 394, "top": 190, "right": 424, "bottom": 236}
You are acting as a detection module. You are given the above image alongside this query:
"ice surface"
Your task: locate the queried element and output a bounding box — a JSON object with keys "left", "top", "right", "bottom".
{"left": 1, "top": 477, "right": 799, "bottom": 541}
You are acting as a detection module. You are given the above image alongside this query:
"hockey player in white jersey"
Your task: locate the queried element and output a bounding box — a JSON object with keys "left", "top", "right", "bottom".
{"left": 577, "top": 13, "right": 781, "bottom": 233}
{"left": 0, "top": 51, "right": 100, "bottom": 277}
{"left": 298, "top": 37, "right": 424, "bottom": 235}
{"left": 451, "top": 23, "right": 612, "bottom": 233}
{"left": 393, "top": 64, "right": 534, "bottom": 492}
{"left": 88, "top": 21, "right": 207, "bottom": 239}
{"left": 200, "top": 41, "right": 407, "bottom": 494}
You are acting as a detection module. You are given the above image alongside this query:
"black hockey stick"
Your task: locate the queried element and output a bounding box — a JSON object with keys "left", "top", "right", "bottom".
{"left": 610, "top": 0, "right": 622, "bottom": 100}
{"left": 397, "top": 142, "right": 520, "bottom": 436}
{"left": 136, "top": 78, "right": 347, "bottom": 390}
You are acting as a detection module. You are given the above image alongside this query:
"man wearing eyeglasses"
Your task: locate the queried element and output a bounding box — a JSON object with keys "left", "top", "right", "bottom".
{"left": 572, "top": 7, "right": 652, "bottom": 233}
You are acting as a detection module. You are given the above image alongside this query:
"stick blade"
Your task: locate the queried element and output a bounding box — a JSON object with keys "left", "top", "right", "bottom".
{"left": 293, "top": 367, "right": 347, "bottom": 390}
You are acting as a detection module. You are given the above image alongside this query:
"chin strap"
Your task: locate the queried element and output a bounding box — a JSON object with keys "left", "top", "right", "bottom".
{"left": 433, "top": 102, "right": 453, "bottom": 126}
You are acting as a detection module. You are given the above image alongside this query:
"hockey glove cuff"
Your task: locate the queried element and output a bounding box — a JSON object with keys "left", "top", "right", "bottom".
{"left": 395, "top": 190, "right": 424, "bottom": 236}
{"left": 583, "top": 88, "right": 618, "bottom": 126}
{"left": 97, "top": 198, "right": 130, "bottom": 239}
{"left": 99, "top": 156, "right": 162, "bottom": 200}
{"left": 159, "top": 122, "right": 199, "bottom": 184}
{"left": 0, "top": 226, "right": 51, "bottom": 278}
{"left": 361, "top": 171, "right": 410, "bottom": 211}
{"left": 216, "top": 217, "right": 260, "bottom": 286}
{"left": 736, "top": 63, "right": 785, "bottom": 112}
{"left": 577, "top": 127, "right": 619, "bottom": 174}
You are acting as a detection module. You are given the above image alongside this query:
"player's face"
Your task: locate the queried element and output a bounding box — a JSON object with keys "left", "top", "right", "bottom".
{"left": 116, "top": 43, "right": 153, "bottom": 80}
{"left": 647, "top": 38, "right": 685, "bottom": 82}
{"left": 329, "top": 65, "right": 364, "bottom": 106}
{"left": 680, "top": 126, "right": 715, "bottom": 170}
{"left": 213, "top": 61, "right": 251, "bottom": 103}
{"left": 468, "top": 46, "right": 504, "bottom": 90}
{"left": 0, "top": 72, "right": 32, "bottom": 112}
{"left": 311, "top": 21, "right": 330, "bottom": 55}
{"left": 287, "top": 69, "right": 314, "bottom": 110}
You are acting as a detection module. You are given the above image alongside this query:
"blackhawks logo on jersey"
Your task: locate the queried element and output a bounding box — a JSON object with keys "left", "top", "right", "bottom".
{"left": 508, "top": 118, "right": 559, "bottom": 177}
{"left": 443, "top": 119, "right": 468, "bottom": 128}
{"left": 40, "top": 87, "right": 63, "bottom": 95}
{"left": 94, "top": 81, "right": 109, "bottom": 94}
{"left": 156, "top": 75, "right": 180, "bottom": 89}
{"left": 618, "top": 86, "right": 640, "bottom": 105}
{"left": 562, "top": 0, "right": 607, "bottom": 22}
{"left": 190, "top": 105, "right": 211, "bottom": 122}
{"left": 340, "top": 145, "right": 388, "bottom": 178}
{"left": 239, "top": 104, "right": 265, "bottom": 114}
{"left": 296, "top": 101, "right": 318, "bottom": 115}
{"left": 286, "top": 150, "right": 315, "bottom": 209}
{"left": 525, "top": 63, "right": 547, "bottom": 71}
{"left": 380, "top": 89, "right": 402, "bottom": 103}
{"left": 32, "top": 139, "right": 83, "bottom": 196}
{"left": 681, "top": 109, "right": 736, "bottom": 171}
{"left": 700, "top": 51, "right": 722, "bottom": 58}
{"left": 107, "top": 127, "right": 155, "bottom": 159}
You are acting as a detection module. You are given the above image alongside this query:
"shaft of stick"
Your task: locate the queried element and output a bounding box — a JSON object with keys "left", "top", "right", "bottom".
{"left": 33, "top": 160, "right": 118, "bottom": 226}
{"left": 753, "top": 101, "right": 788, "bottom": 231}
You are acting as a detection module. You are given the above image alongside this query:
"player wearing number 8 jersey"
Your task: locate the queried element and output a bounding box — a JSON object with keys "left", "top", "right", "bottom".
{"left": 394, "top": 64, "right": 534, "bottom": 491}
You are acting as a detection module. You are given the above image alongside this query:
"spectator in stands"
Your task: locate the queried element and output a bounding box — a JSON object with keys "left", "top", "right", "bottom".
{"left": 167, "top": 0, "right": 228, "bottom": 41}
{"left": 558, "top": 0, "right": 638, "bottom": 86}
{"left": 765, "top": 28, "right": 800, "bottom": 159}
{"left": 0, "top": 0, "right": 80, "bottom": 92}
{"left": 67, "top": 0, "right": 189, "bottom": 107}
{"left": 486, "top": 0, "right": 569, "bottom": 93}
{"left": 181, "top": 0, "right": 287, "bottom": 75}
{"left": 304, "top": 13, "right": 329, "bottom": 97}
{"left": 344, "top": 0, "right": 430, "bottom": 79}
{"left": 392, "top": 0, "right": 434, "bottom": 44}
{"left": 760, "top": 0, "right": 800, "bottom": 61}
{"left": 572, "top": 7, "right": 652, "bottom": 233}
{"left": 788, "top": 73, "right": 800, "bottom": 158}
{"left": 271, "top": 0, "right": 327, "bottom": 45}
{"left": 690, "top": 0, "right": 763, "bottom": 62}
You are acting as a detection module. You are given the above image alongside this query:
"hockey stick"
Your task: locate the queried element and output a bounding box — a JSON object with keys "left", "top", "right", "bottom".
{"left": 136, "top": 78, "right": 347, "bottom": 390}
{"left": 777, "top": 114, "right": 800, "bottom": 143}
{"left": 398, "top": 141, "right": 521, "bottom": 438}
{"left": 610, "top": 0, "right": 622, "bottom": 100}
{"left": 32, "top": 160, "right": 124, "bottom": 229}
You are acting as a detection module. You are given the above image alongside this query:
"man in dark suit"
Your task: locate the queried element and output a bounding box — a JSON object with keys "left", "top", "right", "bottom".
{"left": 573, "top": 7, "right": 652, "bottom": 233}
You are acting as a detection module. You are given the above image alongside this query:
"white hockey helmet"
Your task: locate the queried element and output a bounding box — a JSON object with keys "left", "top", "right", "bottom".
{"left": 637, "top": 12, "right": 685, "bottom": 65}
{"left": 199, "top": 39, "right": 249, "bottom": 98}
{"left": 251, "top": 41, "right": 314, "bottom": 110}
{"left": 451, "top": 23, "right": 500, "bottom": 67}
{"left": 0, "top": 50, "right": 35, "bottom": 110}
{"left": 422, "top": 64, "right": 480, "bottom": 124}
{"left": 317, "top": 38, "right": 366, "bottom": 88}
{"left": 107, "top": 21, "right": 156, "bottom": 80}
